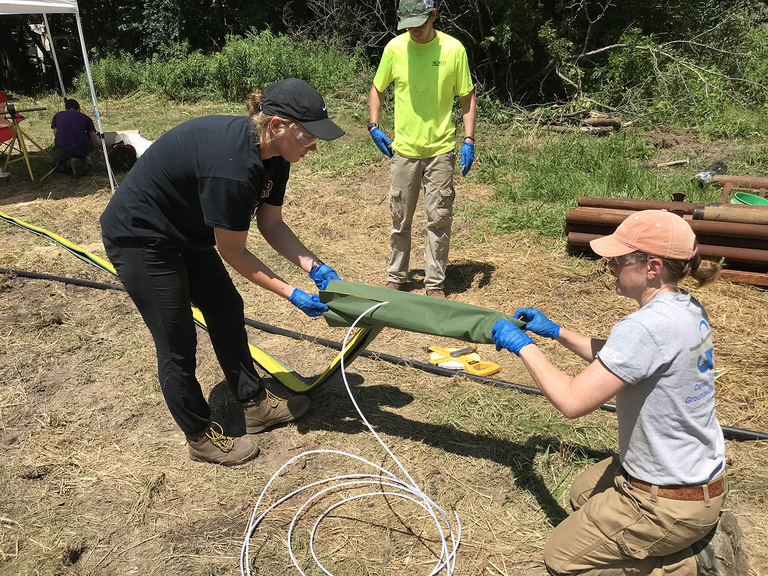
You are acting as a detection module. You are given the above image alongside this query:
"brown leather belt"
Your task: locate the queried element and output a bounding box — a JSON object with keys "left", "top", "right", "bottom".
{"left": 628, "top": 475, "right": 725, "bottom": 501}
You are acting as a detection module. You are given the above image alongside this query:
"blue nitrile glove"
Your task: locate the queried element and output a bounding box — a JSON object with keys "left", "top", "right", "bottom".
{"left": 309, "top": 263, "right": 341, "bottom": 291}
{"left": 460, "top": 141, "right": 474, "bottom": 176}
{"left": 369, "top": 127, "right": 392, "bottom": 158}
{"left": 492, "top": 319, "right": 535, "bottom": 355}
{"left": 288, "top": 288, "right": 328, "bottom": 317}
{"left": 513, "top": 308, "right": 561, "bottom": 339}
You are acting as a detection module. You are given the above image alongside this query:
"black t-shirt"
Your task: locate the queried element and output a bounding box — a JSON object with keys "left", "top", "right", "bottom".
{"left": 100, "top": 115, "right": 289, "bottom": 249}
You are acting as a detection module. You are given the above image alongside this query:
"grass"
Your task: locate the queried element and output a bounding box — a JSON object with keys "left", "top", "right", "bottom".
{"left": 9, "top": 90, "right": 768, "bottom": 243}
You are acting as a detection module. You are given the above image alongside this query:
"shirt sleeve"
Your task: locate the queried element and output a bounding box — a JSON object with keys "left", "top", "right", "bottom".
{"left": 373, "top": 44, "right": 394, "bottom": 93}
{"left": 597, "top": 318, "right": 666, "bottom": 385}
{"left": 454, "top": 45, "right": 474, "bottom": 97}
{"left": 198, "top": 178, "right": 256, "bottom": 232}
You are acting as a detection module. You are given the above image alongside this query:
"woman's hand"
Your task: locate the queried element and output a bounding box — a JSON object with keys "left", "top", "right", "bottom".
{"left": 309, "top": 263, "right": 341, "bottom": 291}
{"left": 514, "top": 308, "right": 560, "bottom": 339}
{"left": 288, "top": 288, "right": 328, "bottom": 317}
{"left": 492, "top": 319, "right": 535, "bottom": 355}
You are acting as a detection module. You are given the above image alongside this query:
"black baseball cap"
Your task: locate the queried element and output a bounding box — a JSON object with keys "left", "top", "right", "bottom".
{"left": 260, "top": 78, "right": 345, "bottom": 141}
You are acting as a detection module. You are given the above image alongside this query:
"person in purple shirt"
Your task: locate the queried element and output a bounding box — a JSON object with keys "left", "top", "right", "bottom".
{"left": 51, "top": 99, "right": 99, "bottom": 177}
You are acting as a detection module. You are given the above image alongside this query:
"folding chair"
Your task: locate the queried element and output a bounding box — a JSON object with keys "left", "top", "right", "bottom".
{"left": 1, "top": 91, "right": 50, "bottom": 180}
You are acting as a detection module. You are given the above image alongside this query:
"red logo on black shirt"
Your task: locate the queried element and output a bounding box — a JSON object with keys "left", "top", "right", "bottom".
{"left": 261, "top": 180, "right": 273, "bottom": 199}
{"left": 251, "top": 180, "right": 274, "bottom": 220}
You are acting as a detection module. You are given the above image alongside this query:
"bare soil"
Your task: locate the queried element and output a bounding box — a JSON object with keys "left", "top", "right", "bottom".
{"left": 1, "top": 127, "right": 767, "bottom": 576}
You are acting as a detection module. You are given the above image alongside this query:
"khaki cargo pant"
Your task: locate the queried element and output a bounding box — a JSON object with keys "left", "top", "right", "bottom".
{"left": 387, "top": 150, "right": 455, "bottom": 290}
{"left": 544, "top": 456, "right": 726, "bottom": 575}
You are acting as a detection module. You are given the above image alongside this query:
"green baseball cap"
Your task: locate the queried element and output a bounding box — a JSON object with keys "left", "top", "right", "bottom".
{"left": 397, "top": 0, "right": 434, "bottom": 30}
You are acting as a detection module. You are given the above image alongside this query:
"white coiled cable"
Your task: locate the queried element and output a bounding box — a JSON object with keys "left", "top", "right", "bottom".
{"left": 240, "top": 301, "right": 461, "bottom": 576}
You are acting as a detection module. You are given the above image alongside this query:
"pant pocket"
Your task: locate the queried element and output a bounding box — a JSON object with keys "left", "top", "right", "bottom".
{"left": 389, "top": 188, "right": 406, "bottom": 222}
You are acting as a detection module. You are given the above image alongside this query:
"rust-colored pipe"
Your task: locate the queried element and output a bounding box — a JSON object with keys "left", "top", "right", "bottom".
{"left": 577, "top": 196, "right": 700, "bottom": 214}
{"left": 712, "top": 175, "right": 768, "bottom": 190}
{"left": 566, "top": 207, "right": 768, "bottom": 241}
{"left": 577, "top": 195, "right": 768, "bottom": 214}
{"left": 692, "top": 205, "right": 768, "bottom": 226}
{"left": 566, "top": 231, "right": 768, "bottom": 266}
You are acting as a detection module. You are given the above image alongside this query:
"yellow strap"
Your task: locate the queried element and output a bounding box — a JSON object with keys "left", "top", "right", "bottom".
{"left": 1, "top": 210, "right": 378, "bottom": 393}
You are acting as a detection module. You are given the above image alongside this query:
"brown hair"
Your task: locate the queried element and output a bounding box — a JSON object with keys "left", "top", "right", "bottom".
{"left": 658, "top": 252, "right": 721, "bottom": 288}
{"left": 246, "top": 89, "right": 290, "bottom": 147}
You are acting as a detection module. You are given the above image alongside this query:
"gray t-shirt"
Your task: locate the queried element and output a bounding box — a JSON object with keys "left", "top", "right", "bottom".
{"left": 597, "top": 290, "right": 726, "bottom": 486}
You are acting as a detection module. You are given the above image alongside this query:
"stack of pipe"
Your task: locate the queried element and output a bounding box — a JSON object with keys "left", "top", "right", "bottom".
{"left": 566, "top": 196, "right": 768, "bottom": 286}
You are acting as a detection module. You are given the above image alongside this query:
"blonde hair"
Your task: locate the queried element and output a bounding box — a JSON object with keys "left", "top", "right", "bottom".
{"left": 658, "top": 252, "right": 721, "bottom": 288}
{"left": 246, "top": 89, "right": 290, "bottom": 147}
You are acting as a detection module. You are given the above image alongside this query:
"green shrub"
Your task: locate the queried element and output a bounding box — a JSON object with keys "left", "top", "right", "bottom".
{"left": 77, "top": 30, "right": 364, "bottom": 103}
{"left": 78, "top": 54, "right": 143, "bottom": 97}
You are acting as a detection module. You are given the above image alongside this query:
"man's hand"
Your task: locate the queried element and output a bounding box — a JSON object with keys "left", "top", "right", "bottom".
{"left": 460, "top": 141, "right": 474, "bottom": 176}
{"left": 492, "top": 319, "right": 535, "bottom": 355}
{"left": 513, "top": 308, "right": 560, "bottom": 339}
{"left": 309, "top": 263, "right": 341, "bottom": 291}
{"left": 288, "top": 288, "right": 328, "bottom": 317}
{"left": 369, "top": 127, "right": 393, "bottom": 158}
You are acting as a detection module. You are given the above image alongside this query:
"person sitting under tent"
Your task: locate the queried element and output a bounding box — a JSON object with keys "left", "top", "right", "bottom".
{"left": 51, "top": 98, "right": 99, "bottom": 177}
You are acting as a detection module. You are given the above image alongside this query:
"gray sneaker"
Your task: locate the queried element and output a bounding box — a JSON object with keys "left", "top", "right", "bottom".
{"left": 187, "top": 422, "right": 260, "bottom": 466}
{"left": 243, "top": 388, "right": 310, "bottom": 434}
{"left": 693, "top": 511, "right": 749, "bottom": 576}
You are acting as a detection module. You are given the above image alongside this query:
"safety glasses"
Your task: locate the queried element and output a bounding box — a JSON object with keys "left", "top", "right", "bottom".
{"left": 609, "top": 252, "right": 649, "bottom": 266}
{"left": 289, "top": 123, "right": 318, "bottom": 148}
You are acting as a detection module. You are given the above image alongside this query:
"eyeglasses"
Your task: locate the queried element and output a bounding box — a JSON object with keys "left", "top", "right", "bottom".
{"left": 609, "top": 252, "right": 649, "bottom": 266}
{"left": 289, "top": 123, "right": 318, "bottom": 148}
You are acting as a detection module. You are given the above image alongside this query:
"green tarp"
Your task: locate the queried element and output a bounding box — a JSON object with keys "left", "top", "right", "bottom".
{"left": 320, "top": 280, "right": 524, "bottom": 344}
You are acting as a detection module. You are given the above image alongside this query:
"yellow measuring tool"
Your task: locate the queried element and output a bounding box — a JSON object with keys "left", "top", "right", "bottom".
{"left": 428, "top": 345, "right": 500, "bottom": 377}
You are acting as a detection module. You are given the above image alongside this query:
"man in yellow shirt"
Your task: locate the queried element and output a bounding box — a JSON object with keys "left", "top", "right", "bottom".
{"left": 369, "top": 0, "right": 476, "bottom": 299}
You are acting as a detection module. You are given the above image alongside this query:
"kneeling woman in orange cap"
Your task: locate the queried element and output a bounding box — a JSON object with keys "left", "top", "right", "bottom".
{"left": 492, "top": 210, "right": 747, "bottom": 575}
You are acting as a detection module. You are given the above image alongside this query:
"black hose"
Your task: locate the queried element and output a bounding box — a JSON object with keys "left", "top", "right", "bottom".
{"left": 5, "top": 268, "right": 767, "bottom": 442}
{"left": 243, "top": 320, "right": 768, "bottom": 442}
{"left": 0, "top": 268, "right": 125, "bottom": 291}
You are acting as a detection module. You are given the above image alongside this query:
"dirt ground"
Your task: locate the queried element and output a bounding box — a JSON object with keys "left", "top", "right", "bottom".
{"left": 1, "top": 129, "right": 767, "bottom": 576}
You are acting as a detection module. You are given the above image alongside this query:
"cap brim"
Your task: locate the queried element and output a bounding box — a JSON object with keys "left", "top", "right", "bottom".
{"left": 301, "top": 118, "right": 346, "bottom": 141}
{"left": 397, "top": 14, "right": 429, "bottom": 29}
{"left": 589, "top": 234, "right": 636, "bottom": 257}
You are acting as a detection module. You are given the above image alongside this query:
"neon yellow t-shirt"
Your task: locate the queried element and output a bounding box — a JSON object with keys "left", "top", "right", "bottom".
{"left": 373, "top": 31, "right": 474, "bottom": 159}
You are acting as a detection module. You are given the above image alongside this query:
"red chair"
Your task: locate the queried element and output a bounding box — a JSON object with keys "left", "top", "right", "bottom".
{"left": 0, "top": 90, "right": 22, "bottom": 148}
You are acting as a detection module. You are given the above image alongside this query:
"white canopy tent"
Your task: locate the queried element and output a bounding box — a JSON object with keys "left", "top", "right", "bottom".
{"left": 0, "top": 0, "right": 116, "bottom": 191}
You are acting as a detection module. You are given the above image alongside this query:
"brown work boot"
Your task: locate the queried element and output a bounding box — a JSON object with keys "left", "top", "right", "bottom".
{"left": 693, "top": 511, "right": 749, "bottom": 576}
{"left": 426, "top": 288, "right": 446, "bottom": 299}
{"left": 187, "top": 422, "right": 260, "bottom": 466}
{"left": 243, "top": 388, "right": 310, "bottom": 434}
{"left": 384, "top": 281, "right": 407, "bottom": 290}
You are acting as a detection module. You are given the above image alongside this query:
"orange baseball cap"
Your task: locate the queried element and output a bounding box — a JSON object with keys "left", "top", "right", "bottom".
{"left": 590, "top": 209, "right": 697, "bottom": 259}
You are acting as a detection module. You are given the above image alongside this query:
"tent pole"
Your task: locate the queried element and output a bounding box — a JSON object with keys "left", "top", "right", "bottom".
{"left": 73, "top": 11, "right": 116, "bottom": 193}
{"left": 42, "top": 13, "right": 66, "bottom": 100}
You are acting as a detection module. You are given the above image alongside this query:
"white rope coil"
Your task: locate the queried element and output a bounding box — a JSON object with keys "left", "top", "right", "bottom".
{"left": 240, "top": 301, "right": 461, "bottom": 576}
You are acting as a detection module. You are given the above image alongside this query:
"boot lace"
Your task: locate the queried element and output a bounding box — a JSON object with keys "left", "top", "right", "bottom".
{"left": 204, "top": 422, "right": 234, "bottom": 452}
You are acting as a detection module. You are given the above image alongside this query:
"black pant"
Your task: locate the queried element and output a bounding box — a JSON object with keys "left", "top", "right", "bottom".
{"left": 52, "top": 145, "right": 92, "bottom": 172}
{"left": 103, "top": 237, "right": 263, "bottom": 435}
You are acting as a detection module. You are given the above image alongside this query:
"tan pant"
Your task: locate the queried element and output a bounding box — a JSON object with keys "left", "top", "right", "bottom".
{"left": 544, "top": 456, "right": 726, "bottom": 575}
{"left": 387, "top": 151, "right": 455, "bottom": 290}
